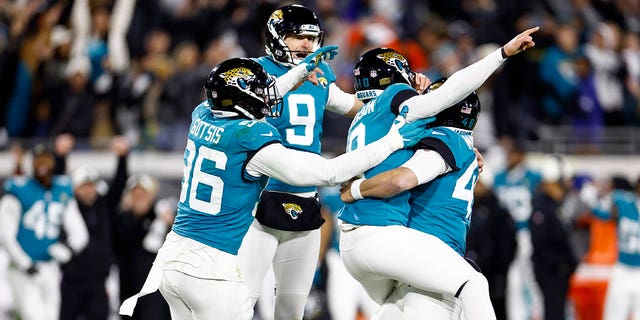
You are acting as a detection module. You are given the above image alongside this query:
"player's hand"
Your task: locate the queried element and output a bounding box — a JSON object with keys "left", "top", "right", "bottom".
{"left": 414, "top": 73, "right": 431, "bottom": 93}
{"left": 390, "top": 115, "right": 435, "bottom": 148}
{"left": 502, "top": 26, "right": 539, "bottom": 57}
{"left": 302, "top": 45, "right": 339, "bottom": 72}
{"left": 54, "top": 133, "right": 75, "bottom": 156}
{"left": 111, "top": 135, "right": 130, "bottom": 156}
{"left": 340, "top": 178, "right": 358, "bottom": 203}
{"left": 48, "top": 242, "right": 73, "bottom": 264}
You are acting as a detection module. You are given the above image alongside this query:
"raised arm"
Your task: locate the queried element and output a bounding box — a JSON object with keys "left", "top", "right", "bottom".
{"left": 404, "top": 27, "right": 539, "bottom": 122}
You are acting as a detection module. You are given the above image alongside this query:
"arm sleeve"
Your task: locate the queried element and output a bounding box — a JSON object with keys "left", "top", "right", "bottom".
{"left": 62, "top": 199, "right": 89, "bottom": 254}
{"left": 405, "top": 49, "right": 506, "bottom": 122}
{"left": 246, "top": 134, "right": 403, "bottom": 186}
{"left": 0, "top": 195, "right": 32, "bottom": 269}
{"left": 326, "top": 83, "right": 357, "bottom": 115}
{"left": 401, "top": 149, "right": 452, "bottom": 185}
{"left": 274, "top": 64, "right": 311, "bottom": 96}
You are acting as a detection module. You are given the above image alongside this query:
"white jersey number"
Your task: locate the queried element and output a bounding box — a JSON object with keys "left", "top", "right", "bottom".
{"left": 347, "top": 123, "right": 366, "bottom": 152}
{"left": 179, "top": 139, "right": 227, "bottom": 215}
{"left": 452, "top": 160, "right": 479, "bottom": 219}
{"left": 23, "top": 200, "right": 64, "bottom": 239}
{"left": 285, "top": 94, "right": 315, "bottom": 146}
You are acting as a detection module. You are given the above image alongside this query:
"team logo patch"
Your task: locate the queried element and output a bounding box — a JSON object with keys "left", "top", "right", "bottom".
{"left": 318, "top": 77, "right": 328, "bottom": 89}
{"left": 376, "top": 51, "right": 408, "bottom": 71}
{"left": 282, "top": 203, "right": 303, "bottom": 220}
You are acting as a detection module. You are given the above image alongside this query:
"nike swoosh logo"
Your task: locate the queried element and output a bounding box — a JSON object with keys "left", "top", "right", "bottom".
{"left": 431, "top": 131, "right": 445, "bottom": 136}
{"left": 260, "top": 132, "right": 274, "bottom": 137}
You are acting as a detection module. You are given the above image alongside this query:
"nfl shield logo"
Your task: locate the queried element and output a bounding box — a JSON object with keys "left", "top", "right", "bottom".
{"left": 461, "top": 105, "right": 472, "bottom": 114}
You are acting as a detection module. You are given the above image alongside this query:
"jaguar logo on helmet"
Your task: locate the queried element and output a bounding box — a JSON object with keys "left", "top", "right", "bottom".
{"left": 219, "top": 67, "right": 255, "bottom": 89}
{"left": 282, "top": 203, "right": 303, "bottom": 220}
{"left": 376, "top": 51, "right": 408, "bottom": 71}
{"left": 269, "top": 10, "right": 284, "bottom": 24}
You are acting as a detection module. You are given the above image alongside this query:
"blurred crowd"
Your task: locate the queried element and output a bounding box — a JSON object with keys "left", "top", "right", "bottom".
{"left": 1, "top": 0, "right": 640, "bottom": 153}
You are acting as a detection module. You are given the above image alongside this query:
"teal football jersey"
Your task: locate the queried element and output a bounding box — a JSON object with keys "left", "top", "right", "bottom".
{"left": 338, "top": 83, "right": 417, "bottom": 226}
{"left": 593, "top": 190, "right": 640, "bottom": 267}
{"left": 494, "top": 166, "right": 542, "bottom": 229}
{"left": 172, "top": 102, "right": 282, "bottom": 255}
{"left": 4, "top": 176, "right": 74, "bottom": 261}
{"left": 254, "top": 56, "right": 336, "bottom": 193}
{"left": 409, "top": 127, "right": 479, "bottom": 256}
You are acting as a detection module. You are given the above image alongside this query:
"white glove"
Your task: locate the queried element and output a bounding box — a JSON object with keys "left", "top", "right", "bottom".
{"left": 48, "top": 243, "right": 73, "bottom": 264}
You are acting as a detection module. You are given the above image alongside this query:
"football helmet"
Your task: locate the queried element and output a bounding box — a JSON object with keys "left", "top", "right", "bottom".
{"left": 265, "top": 4, "right": 325, "bottom": 66}
{"left": 353, "top": 48, "right": 415, "bottom": 101}
{"left": 424, "top": 78, "right": 481, "bottom": 130}
{"left": 204, "top": 58, "right": 282, "bottom": 120}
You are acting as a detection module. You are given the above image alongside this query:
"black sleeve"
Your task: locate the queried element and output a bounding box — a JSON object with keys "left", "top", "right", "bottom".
{"left": 54, "top": 154, "right": 67, "bottom": 175}
{"left": 242, "top": 140, "right": 281, "bottom": 182}
{"left": 104, "top": 155, "right": 129, "bottom": 213}
{"left": 390, "top": 89, "right": 418, "bottom": 115}
{"left": 414, "top": 137, "right": 459, "bottom": 171}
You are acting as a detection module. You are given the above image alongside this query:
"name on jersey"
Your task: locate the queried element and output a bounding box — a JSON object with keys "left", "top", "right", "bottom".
{"left": 352, "top": 101, "right": 375, "bottom": 124}
{"left": 190, "top": 118, "right": 224, "bottom": 144}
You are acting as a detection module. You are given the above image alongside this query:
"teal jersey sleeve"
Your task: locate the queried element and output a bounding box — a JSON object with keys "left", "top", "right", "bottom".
{"left": 408, "top": 128, "right": 478, "bottom": 256}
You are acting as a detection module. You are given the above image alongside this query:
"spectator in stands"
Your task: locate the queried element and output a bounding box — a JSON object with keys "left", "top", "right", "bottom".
{"left": 538, "top": 23, "right": 581, "bottom": 124}
{"left": 113, "top": 174, "right": 173, "bottom": 320}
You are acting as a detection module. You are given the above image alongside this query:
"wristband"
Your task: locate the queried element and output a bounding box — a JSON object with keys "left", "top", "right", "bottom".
{"left": 500, "top": 47, "right": 508, "bottom": 59}
{"left": 350, "top": 179, "right": 365, "bottom": 200}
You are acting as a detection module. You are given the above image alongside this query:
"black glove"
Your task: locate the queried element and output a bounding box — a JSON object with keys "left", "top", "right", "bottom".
{"left": 25, "top": 264, "right": 38, "bottom": 276}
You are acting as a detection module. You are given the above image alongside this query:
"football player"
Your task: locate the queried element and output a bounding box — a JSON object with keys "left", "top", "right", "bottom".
{"left": 0, "top": 144, "right": 89, "bottom": 320}
{"left": 119, "top": 57, "right": 432, "bottom": 319}
{"left": 337, "top": 26, "right": 538, "bottom": 320}
{"left": 236, "top": 5, "right": 430, "bottom": 320}
{"left": 493, "top": 138, "right": 544, "bottom": 320}
{"left": 341, "top": 78, "right": 491, "bottom": 319}
{"left": 581, "top": 177, "right": 640, "bottom": 320}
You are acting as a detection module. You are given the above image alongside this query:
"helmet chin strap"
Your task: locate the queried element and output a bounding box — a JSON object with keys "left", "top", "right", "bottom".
{"left": 234, "top": 105, "right": 259, "bottom": 120}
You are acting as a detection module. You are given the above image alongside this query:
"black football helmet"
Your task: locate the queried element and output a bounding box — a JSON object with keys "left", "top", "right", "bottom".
{"left": 264, "top": 4, "right": 325, "bottom": 66}
{"left": 204, "top": 58, "right": 282, "bottom": 120}
{"left": 424, "top": 78, "right": 481, "bottom": 130}
{"left": 353, "top": 48, "right": 415, "bottom": 101}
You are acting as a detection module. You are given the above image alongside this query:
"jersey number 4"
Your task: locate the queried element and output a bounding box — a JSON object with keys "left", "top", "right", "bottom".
{"left": 179, "top": 138, "right": 227, "bottom": 215}
{"left": 452, "top": 160, "right": 479, "bottom": 219}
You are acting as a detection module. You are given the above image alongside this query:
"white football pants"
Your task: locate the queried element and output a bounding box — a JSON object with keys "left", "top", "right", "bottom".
{"left": 8, "top": 261, "right": 60, "bottom": 320}
{"left": 237, "top": 220, "right": 321, "bottom": 320}
{"left": 339, "top": 224, "right": 495, "bottom": 320}
{"left": 326, "top": 248, "right": 379, "bottom": 320}
{"left": 603, "top": 263, "right": 640, "bottom": 320}
{"left": 506, "top": 229, "right": 544, "bottom": 320}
